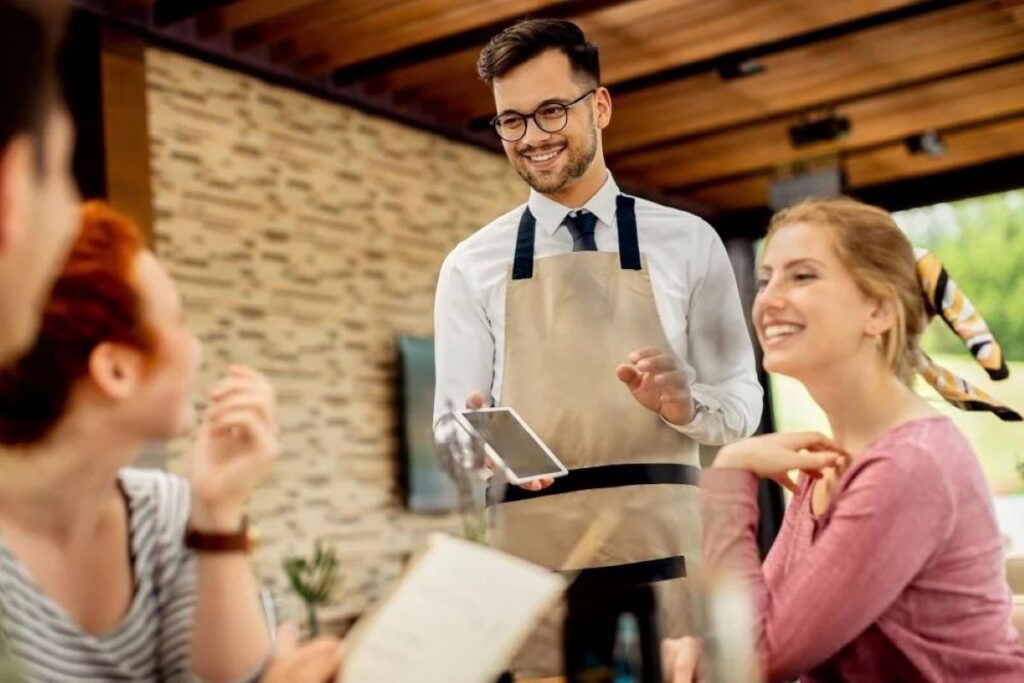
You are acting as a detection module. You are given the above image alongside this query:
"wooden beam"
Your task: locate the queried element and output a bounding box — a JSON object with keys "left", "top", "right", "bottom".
{"left": 615, "top": 61, "right": 1024, "bottom": 190}
{"left": 325, "top": 0, "right": 635, "bottom": 84}
{"left": 854, "top": 153, "right": 1024, "bottom": 211}
{"left": 230, "top": 0, "right": 392, "bottom": 50}
{"left": 848, "top": 114, "right": 1024, "bottom": 188}
{"left": 99, "top": 25, "right": 154, "bottom": 243}
{"left": 605, "top": 0, "right": 966, "bottom": 95}
{"left": 153, "top": 0, "right": 240, "bottom": 27}
{"left": 281, "top": 0, "right": 621, "bottom": 74}
{"left": 675, "top": 113, "right": 1024, "bottom": 211}
{"left": 196, "top": 0, "right": 328, "bottom": 37}
{"left": 606, "top": 0, "right": 1024, "bottom": 154}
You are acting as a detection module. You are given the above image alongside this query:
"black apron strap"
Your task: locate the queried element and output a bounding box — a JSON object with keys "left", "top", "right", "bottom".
{"left": 487, "top": 462, "right": 700, "bottom": 505}
{"left": 616, "top": 195, "right": 642, "bottom": 271}
{"left": 511, "top": 207, "right": 536, "bottom": 280}
{"left": 564, "top": 555, "right": 686, "bottom": 585}
{"left": 511, "top": 195, "right": 642, "bottom": 280}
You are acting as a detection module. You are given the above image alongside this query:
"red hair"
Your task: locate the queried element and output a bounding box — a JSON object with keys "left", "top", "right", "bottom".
{"left": 0, "top": 200, "right": 152, "bottom": 445}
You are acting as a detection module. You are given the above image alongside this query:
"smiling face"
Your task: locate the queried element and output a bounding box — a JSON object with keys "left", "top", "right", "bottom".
{"left": 491, "top": 49, "right": 610, "bottom": 199}
{"left": 753, "top": 221, "right": 890, "bottom": 384}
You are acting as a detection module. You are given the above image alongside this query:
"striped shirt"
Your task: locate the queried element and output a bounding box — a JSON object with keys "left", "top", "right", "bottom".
{"left": 0, "top": 468, "right": 198, "bottom": 682}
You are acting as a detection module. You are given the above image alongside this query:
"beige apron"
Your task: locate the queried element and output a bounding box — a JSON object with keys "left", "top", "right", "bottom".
{"left": 491, "top": 196, "right": 702, "bottom": 678}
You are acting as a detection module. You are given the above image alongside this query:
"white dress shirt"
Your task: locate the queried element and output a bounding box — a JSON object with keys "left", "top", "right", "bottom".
{"left": 433, "top": 173, "right": 763, "bottom": 446}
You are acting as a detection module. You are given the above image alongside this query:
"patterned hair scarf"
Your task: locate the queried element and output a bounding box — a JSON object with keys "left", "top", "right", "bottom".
{"left": 915, "top": 248, "right": 1021, "bottom": 421}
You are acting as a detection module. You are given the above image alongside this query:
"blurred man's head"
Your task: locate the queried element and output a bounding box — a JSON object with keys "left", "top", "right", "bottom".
{"left": 0, "top": 0, "right": 79, "bottom": 364}
{"left": 478, "top": 19, "right": 611, "bottom": 203}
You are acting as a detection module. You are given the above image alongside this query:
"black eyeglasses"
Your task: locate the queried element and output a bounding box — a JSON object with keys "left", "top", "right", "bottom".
{"left": 489, "top": 90, "right": 596, "bottom": 142}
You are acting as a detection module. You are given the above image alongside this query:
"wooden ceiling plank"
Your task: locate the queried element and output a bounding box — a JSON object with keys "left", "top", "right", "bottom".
{"left": 612, "top": 1, "right": 1016, "bottom": 117}
{"left": 595, "top": 0, "right": 924, "bottom": 87}
{"left": 847, "top": 114, "right": 1024, "bottom": 186}
{"left": 617, "top": 62, "right": 1024, "bottom": 189}
{"left": 317, "top": 0, "right": 640, "bottom": 81}
{"left": 232, "top": 0, "right": 402, "bottom": 50}
{"left": 280, "top": 0, "right": 574, "bottom": 70}
{"left": 196, "top": 0, "right": 327, "bottom": 36}
{"left": 154, "top": 0, "right": 242, "bottom": 26}
{"left": 679, "top": 114, "right": 1024, "bottom": 211}
{"left": 607, "top": 11, "right": 1024, "bottom": 152}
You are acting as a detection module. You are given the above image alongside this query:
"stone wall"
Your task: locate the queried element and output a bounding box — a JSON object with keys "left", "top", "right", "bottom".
{"left": 145, "top": 48, "right": 525, "bottom": 626}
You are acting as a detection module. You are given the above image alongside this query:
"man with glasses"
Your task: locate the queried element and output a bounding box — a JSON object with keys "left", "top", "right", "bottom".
{"left": 433, "top": 18, "right": 763, "bottom": 678}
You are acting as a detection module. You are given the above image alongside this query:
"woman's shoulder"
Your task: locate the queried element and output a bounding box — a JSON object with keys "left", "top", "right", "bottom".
{"left": 119, "top": 467, "right": 191, "bottom": 533}
{"left": 852, "top": 416, "right": 973, "bottom": 496}
{"left": 119, "top": 467, "right": 189, "bottom": 503}
{"left": 865, "top": 416, "right": 973, "bottom": 465}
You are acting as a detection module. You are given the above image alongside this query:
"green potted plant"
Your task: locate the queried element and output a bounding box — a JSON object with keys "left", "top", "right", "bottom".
{"left": 282, "top": 540, "right": 341, "bottom": 636}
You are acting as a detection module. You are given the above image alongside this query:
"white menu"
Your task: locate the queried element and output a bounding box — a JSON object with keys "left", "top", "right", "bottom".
{"left": 338, "top": 534, "right": 565, "bottom": 683}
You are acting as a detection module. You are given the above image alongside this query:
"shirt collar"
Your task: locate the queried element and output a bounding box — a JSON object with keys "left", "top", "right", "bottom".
{"left": 527, "top": 172, "right": 620, "bottom": 236}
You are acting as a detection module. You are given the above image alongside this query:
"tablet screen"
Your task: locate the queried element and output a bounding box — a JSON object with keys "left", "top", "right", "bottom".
{"left": 460, "top": 409, "right": 564, "bottom": 479}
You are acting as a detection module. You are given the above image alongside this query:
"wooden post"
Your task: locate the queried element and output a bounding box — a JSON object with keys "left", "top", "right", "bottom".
{"left": 100, "top": 25, "right": 154, "bottom": 245}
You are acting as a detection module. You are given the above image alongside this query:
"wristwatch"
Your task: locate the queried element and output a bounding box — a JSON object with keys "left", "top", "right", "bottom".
{"left": 184, "top": 516, "right": 259, "bottom": 554}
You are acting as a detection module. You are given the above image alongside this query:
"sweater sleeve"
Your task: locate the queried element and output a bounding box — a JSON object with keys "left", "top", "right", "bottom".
{"left": 701, "top": 446, "right": 955, "bottom": 681}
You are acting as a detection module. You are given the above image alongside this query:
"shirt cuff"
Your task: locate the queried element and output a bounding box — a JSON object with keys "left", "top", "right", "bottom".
{"left": 660, "top": 390, "right": 720, "bottom": 435}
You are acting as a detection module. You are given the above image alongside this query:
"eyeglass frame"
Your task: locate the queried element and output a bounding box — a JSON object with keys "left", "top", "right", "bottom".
{"left": 489, "top": 90, "right": 597, "bottom": 142}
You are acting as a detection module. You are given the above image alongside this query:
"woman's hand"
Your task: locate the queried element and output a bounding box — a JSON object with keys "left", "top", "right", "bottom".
{"left": 662, "top": 636, "right": 702, "bottom": 683}
{"left": 188, "top": 366, "right": 278, "bottom": 530}
{"left": 260, "top": 624, "right": 344, "bottom": 683}
{"left": 714, "top": 432, "right": 845, "bottom": 493}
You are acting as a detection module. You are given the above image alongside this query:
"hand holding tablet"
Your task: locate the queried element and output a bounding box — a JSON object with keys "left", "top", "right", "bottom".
{"left": 457, "top": 396, "right": 566, "bottom": 488}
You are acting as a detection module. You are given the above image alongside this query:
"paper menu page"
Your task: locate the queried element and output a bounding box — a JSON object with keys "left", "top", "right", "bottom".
{"left": 338, "top": 533, "right": 565, "bottom": 683}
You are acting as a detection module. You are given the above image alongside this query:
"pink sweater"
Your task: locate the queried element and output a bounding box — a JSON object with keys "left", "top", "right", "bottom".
{"left": 702, "top": 417, "right": 1024, "bottom": 682}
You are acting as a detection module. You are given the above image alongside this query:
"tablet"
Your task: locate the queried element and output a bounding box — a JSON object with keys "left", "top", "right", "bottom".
{"left": 453, "top": 407, "right": 568, "bottom": 485}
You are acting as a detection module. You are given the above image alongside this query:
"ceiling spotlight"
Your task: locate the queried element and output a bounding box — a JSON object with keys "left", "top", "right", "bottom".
{"left": 905, "top": 130, "right": 946, "bottom": 158}
{"left": 717, "top": 57, "right": 765, "bottom": 81}
{"left": 788, "top": 111, "right": 851, "bottom": 148}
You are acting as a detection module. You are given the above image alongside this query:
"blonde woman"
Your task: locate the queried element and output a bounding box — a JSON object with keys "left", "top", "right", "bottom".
{"left": 667, "top": 199, "right": 1024, "bottom": 681}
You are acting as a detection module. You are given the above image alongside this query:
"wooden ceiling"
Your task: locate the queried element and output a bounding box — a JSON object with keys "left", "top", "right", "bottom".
{"left": 79, "top": 0, "right": 1024, "bottom": 223}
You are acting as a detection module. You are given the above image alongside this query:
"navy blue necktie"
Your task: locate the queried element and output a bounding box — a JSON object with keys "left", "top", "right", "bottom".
{"left": 563, "top": 210, "right": 598, "bottom": 252}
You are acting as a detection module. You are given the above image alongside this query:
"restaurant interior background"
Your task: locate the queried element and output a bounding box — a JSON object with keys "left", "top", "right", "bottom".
{"left": 61, "top": 0, "right": 1024, "bottom": 632}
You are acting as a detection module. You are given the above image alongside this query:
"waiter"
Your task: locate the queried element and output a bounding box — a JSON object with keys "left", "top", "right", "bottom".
{"left": 433, "top": 18, "right": 762, "bottom": 678}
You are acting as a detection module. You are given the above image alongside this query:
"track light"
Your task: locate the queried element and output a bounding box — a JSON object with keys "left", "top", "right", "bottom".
{"left": 717, "top": 57, "right": 765, "bottom": 81}
{"left": 905, "top": 130, "right": 946, "bottom": 158}
{"left": 788, "top": 112, "right": 851, "bottom": 148}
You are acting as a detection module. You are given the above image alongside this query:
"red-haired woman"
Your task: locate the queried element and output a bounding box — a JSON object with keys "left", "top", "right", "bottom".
{"left": 0, "top": 201, "right": 336, "bottom": 681}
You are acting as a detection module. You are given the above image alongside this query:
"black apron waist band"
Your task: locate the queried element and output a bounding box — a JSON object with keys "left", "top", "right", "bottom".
{"left": 563, "top": 555, "right": 686, "bottom": 586}
{"left": 487, "top": 462, "right": 700, "bottom": 505}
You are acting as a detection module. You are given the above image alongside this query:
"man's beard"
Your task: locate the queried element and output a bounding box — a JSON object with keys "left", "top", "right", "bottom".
{"left": 513, "top": 124, "right": 598, "bottom": 195}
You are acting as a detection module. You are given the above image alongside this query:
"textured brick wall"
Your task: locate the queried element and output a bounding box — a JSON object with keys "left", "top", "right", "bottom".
{"left": 145, "top": 48, "right": 525, "bottom": 626}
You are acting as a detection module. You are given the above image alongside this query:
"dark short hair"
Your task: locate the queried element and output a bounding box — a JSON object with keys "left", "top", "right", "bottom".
{"left": 0, "top": 0, "right": 68, "bottom": 168}
{"left": 477, "top": 19, "right": 600, "bottom": 87}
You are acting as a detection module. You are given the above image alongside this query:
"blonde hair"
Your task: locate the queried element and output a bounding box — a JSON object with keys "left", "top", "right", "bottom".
{"left": 766, "top": 197, "right": 925, "bottom": 386}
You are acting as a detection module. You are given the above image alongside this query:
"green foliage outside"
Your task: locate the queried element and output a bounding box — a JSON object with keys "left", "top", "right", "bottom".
{"left": 894, "top": 190, "right": 1024, "bottom": 356}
